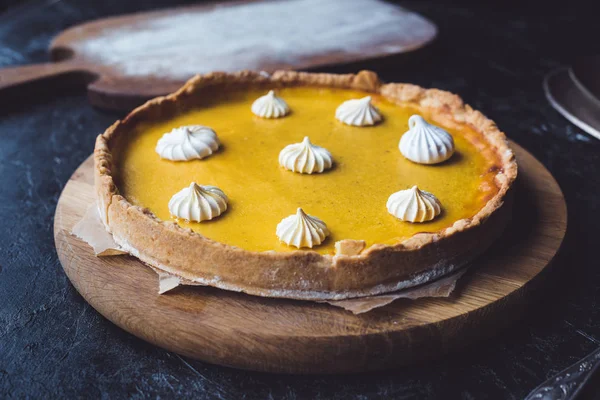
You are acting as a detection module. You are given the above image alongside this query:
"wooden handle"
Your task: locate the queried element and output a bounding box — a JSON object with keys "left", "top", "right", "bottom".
{"left": 0, "top": 61, "right": 90, "bottom": 91}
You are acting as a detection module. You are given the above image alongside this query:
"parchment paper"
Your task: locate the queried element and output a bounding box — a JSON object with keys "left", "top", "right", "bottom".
{"left": 72, "top": 205, "right": 466, "bottom": 314}
{"left": 72, "top": 205, "right": 127, "bottom": 256}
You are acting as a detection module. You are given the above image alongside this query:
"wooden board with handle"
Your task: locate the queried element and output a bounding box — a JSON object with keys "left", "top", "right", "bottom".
{"left": 0, "top": 0, "right": 437, "bottom": 111}
{"left": 53, "top": 142, "right": 566, "bottom": 373}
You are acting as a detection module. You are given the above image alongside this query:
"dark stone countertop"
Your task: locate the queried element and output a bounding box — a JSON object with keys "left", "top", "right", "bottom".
{"left": 1, "top": 0, "right": 600, "bottom": 398}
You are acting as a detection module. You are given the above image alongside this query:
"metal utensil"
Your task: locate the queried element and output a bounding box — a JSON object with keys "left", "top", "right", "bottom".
{"left": 524, "top": 346, "right": 600, "bottom": 400}
{"left": 544, "top": 68, "right": 600, "bottom": 141}
{"left": 570, "top": 56, "right": 600, "bottom": 107}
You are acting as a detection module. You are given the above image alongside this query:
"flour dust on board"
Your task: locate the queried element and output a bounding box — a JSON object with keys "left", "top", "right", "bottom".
{"left": 74, "top": 0, "right": 436, "bottom": 80}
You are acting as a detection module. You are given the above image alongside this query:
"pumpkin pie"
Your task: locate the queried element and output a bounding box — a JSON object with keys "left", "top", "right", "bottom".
{"left": 94, "top": 70, "right": 517, "bottom": 300}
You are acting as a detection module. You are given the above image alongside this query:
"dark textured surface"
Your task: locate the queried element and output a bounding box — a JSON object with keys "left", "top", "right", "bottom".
{"left": 1, "top": 0, "right": 600, "bottom": 398}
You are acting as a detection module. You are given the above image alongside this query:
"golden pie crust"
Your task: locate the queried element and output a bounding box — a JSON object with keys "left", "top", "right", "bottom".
{"left": 94, "top": 70, "right": 517, "bottom": 300}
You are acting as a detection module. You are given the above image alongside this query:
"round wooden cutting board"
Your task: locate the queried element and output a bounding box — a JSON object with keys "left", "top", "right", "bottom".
{"left": 54, "top": 142, "right": 566, "bottom": 374}
{"left": 0, "top": 0, "right": 436, "bottom": 111}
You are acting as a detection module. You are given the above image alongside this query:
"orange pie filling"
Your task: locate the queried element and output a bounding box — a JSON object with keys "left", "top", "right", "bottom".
{"left": 113, "top": 87, "right": 501, "bottom": 255}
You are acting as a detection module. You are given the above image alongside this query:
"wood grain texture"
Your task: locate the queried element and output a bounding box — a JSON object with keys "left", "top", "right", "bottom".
{"left": 0, "top": 0, "right": 436, "bottom": 111}
{"left": 54, "top": 142, "right": 566, "bottom": 374}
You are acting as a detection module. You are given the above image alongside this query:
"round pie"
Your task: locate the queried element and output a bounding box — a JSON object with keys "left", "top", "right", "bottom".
{"left": 94, "top": 70, "right": 517, "bottom": 300}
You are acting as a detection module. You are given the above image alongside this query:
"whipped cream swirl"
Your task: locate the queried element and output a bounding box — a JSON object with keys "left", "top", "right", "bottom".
{"left": 168, "top": 182, "right": 228, "bottom": 222}
{"left": 335, "top": 96, "right": 382, "bottom": 126}
{"left": 276, "top": 208, "right": 330, "bottom": 248}
{"left": 279, "top": 136, "right": 333, "bottom": 174}
{"left": 399, "top": 115, "right": 455, "bottom": 164}
{"left": 156, "top": 125, "right": 220, "bottom": 161}
{"left": 251, "top": 90, "right": 290, "bottom": 118}
{"left": 386, "top": 186, "right": 442, "bottom": 223}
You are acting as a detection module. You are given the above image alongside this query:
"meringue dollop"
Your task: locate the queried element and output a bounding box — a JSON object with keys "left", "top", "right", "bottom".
{"left": 335, "top": 96, "right": 382, "bottom": 126}
{"left": 168, "top": 182, "right": 228, "bottom": 222}
{"left": 399, "top": 115, "right": 455, "bottom": 164}
{"left": 279, "top": 136, "right": 333, "bottom": 174}
{"left": 251, "top": 90, "right": 290, "bottom": 118}
{"left": 276, "top": 208, "right": 330, "bottom": 248}
{"left": 386, "top": 186, "right": 442, "bottom": 223}
{"left": 155, "top": 125, "right": 220, "bottom": 161}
